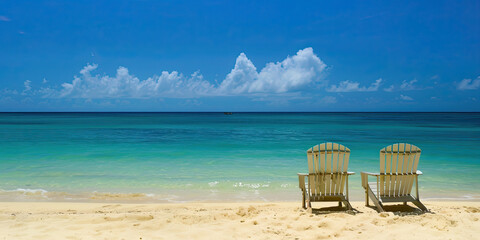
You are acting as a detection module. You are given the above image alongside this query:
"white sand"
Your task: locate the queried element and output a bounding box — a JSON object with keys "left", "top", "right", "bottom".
{"left": 0, "top": 201, "right": 479, "bottom": 239}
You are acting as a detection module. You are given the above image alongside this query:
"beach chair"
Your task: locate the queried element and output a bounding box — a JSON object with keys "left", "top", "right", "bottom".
{"left": 361, "top": 143, "right": 428, "bottom": 212}
{"left": 298, "top": 142, "right": 355, "bottom": 210}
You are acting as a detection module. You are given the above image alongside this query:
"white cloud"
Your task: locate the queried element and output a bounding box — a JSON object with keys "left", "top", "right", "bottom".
{"left": 457, "top": 77, "right": 480, "bottom": 90}
{"left": 42, "top": 78, "right": 48, "bottom": 84}
{"left": 327, "top": 78, "right": 382, "bottom": 92}
{"left": 37, "top": 87, "right": 56, "bottom": 98}
{"left": 252, "top": 48, "right": 327, "bottom": 93}
{"left": 383, "top": 85, "right": 394, "bottom": 92}
{"left": 219, "top": 47, "right": 327, "bottom": 94}
{"left": 21, "top": 80, "right": 31, "bottom": 95}
{"left": 400, "top": 79, "right": 418, "bottom": 90}
{"left": 217, "top": 53, "right": 258, "bottom": 94}
{"left": 1, "top": 89, "right": 18, "bottom": 95}
{"left": 24, "top": 80, "right": 32, "bottom": 91}
{"left": 49, "top": 48, "right": 328, "bottom": 99}
{"left": 59, "top": 64, "right": 215, "bottom": 98}
{"left": 400, "top": 94, "right": 413, "bottom": 101}
{"left": 0, "top": 16, "right": 10, "bottom": 22}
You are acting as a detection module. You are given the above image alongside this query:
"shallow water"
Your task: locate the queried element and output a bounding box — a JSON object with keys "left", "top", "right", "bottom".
{"left": 0, "top": 112, "right": 479, "bottom": 202}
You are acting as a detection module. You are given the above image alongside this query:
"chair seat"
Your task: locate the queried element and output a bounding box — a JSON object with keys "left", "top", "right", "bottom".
{"left": 368, "top": 182, "right": 416, "bottom": 203}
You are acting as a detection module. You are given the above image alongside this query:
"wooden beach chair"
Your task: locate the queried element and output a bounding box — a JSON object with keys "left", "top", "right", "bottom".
{"left": 298, "top": 142, "right": 355, "bottom": 210}
{"left": 361, "top": 143, "right": 428, "bottom": 212}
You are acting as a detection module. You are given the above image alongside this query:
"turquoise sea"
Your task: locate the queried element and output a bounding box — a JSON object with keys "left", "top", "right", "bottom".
{"left": 0, "top": 113, "right": 479, "bottom": 202}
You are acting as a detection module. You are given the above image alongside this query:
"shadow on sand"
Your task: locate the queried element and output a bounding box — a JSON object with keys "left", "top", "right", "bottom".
{"left": 310, "top": 205, "right": 360, "bottom": 215}
{"left": 306, "top": 203, "right": 433, "bottom": 216}
{"left": 366, "top": 204, "right": 433, "bottom": 216}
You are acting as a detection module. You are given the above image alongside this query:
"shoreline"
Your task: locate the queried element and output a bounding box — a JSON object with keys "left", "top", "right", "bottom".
{"left": 1, "top": 201, "right": 478, "bottom": 239}
{"left": 1, "top": 188, "right": 479, "bottom": 203}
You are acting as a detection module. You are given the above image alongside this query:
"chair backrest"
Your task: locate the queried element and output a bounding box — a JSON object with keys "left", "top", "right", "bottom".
{"left": 307, "top": 142, "right": 350, "bottom": 174}
{"left": 306, "top": 142, "right": 350, "bottom": 197}
{"left": 379, "top": 143, "right": 421, "bottom": 197}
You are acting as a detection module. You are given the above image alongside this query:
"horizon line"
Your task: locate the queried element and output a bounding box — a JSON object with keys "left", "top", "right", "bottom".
{"left": 1, "top": 111, "right": 479, "bottom": 114}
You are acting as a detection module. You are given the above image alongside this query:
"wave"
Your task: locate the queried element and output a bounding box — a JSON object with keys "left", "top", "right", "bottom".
{"left": 1, "top": 188, "right": 50, "bottom": 199}
{"left": 0, "top": 188, "right": 162, "bottom": 202}
{"left": 0, "top": 186, "right": 299, "bottom": 203}
{"left": 3, "top": 187, "right": 477, "bottom": 203}
{"left": 5, "top": 188, "right": 49, "bottom": 194}
{"left": 423, "top": 195, "right": 480, "bottom": 201}
{"left": 232, "top": 182, "right": 270, "bottom": 189}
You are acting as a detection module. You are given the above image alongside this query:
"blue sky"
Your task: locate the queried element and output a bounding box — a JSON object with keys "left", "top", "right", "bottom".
{"left": 0, "top": 0, "right": 479, "bottom": 111}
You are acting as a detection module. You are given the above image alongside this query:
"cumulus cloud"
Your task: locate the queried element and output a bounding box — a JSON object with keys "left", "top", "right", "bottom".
{"left": 219, "top": 48, "right": 326, "bottom": 94}
{"left": 327, "top": 78, "right": 382, "bottom": 92}
{"left": 48, "top": 48, "right": 328, "bottom": 99}
{"left": 383, "top": 85, "right": 394, "bottom": 92}
{"left": 24, "top": 80, "right": 32, "bottom": 91}
{"left": 400, "top": 79, "right": 418, "bottom": 90}
{"left": 457, "top": 77, "right": 480, "bottom": 90}
{"left": 60, "top": 64, "right": 215, "bottom": 98}
{"left": 400, "top": 94, "right": 413, "bottom": 101}
{"left": 21, "top": 80, "right": 31, "bottom": 95}
{"left": 217, "top": 53, "right": 258, "bottom": 94}
{"left": 1, "top": 89, "right": 18, "bottom": 95}
{"left": 251, "top": 48, "right": 326, "bottom": 93}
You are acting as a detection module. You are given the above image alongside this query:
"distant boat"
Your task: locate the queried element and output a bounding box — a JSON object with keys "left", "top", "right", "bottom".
{"left": 224, "top": 112, "right": 233, "bottom": 115}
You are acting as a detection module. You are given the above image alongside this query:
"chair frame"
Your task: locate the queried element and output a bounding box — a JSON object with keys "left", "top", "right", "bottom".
{"left": 361, "top": 171, "right": 427, "bottom": 212}
{"left": 361, "top": 143, "right": 428, "bottom": 212}
{"left": 298, "top": 142, "right": 355, "bottom": 210}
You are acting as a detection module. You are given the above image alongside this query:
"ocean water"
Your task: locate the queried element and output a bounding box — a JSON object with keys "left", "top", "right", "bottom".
{"left": 0, "top": 112, "right": 479, "bottom": 203}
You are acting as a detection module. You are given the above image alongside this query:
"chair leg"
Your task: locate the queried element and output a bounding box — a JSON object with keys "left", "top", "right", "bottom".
{"left": 366, "top": 187, "right": 384, "bottom": 212}
{"left": 365, "top": 190, "right": 369, "bottom": 206}
{"left": 403, "top": 201, "right": 407, "bottom": 206}
{"left": 412, "top": 200, "right": 428, "bottom": 212}
{"left": 412, "top": 175, "right": 428, "bottom": 211}
{"left": 301, "top": 191, "right": 306, "bottom": 209}
{"left": 343, "top": 200, "right": 353, "bottom": 210}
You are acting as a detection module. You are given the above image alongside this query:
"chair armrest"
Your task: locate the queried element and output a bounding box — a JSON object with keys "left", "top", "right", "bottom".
{"left": 361, "top": 171, "right": 379, "bottom": 189}
{"left": 347, "top": 171, "right": 355, "bottom": 175}
{"left": 416, "top": 170, "right": 423, "bottom": 175}
{"left": 361, "top": 171, "right": 380, "bottom": 176}
{"left": 297, "top": 173, "right": 308, "bottom": 189}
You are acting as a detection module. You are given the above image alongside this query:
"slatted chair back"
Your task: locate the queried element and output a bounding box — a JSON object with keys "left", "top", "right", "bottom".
{"left": 379, "top": 143, "right": 421, "bottom": 197}
{"left": 306, "top": 142, "right": 350, "bottom": 199}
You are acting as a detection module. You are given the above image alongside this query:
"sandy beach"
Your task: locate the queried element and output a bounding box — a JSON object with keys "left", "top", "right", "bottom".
{"left": 0, "top": 201, "right": 478, "bottom": 239}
